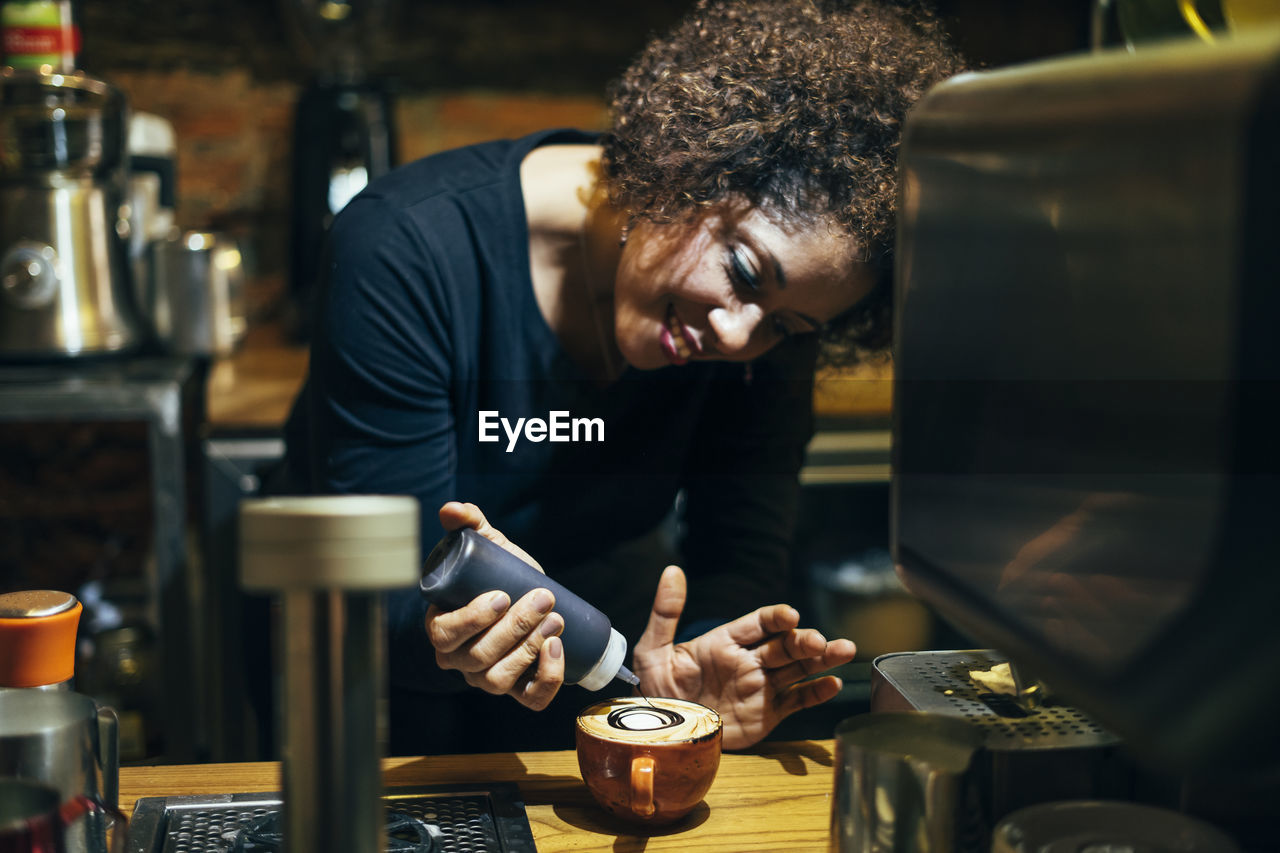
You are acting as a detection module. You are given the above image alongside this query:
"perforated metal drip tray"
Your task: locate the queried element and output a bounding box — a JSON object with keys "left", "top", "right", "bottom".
{"left": 125, "top": 783, "right": 537, "bottom": 853}
{"left": 873, "top": 649, "right": 1121, "bottom": 751}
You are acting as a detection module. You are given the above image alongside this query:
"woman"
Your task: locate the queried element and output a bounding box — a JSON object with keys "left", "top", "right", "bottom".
{"left": 281, "top": 0, "right": 963, "bottom": 755}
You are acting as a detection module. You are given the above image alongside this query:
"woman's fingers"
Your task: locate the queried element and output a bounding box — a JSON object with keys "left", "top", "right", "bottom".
{"left": 437, "top": 501, "right": 544, "bottom": 572}
{"left": 777, "top": 674, "right": 844, "bottom": 716}
{"left": 427, "top": 584, "right": 565, "bottom": 705}
{"left": 722, "top": 603, "right": 801, "bottom": 647}
{"left": 429, "top": 587, "right": 556, "bottom": 665}
{"left": 755, "top": 628, "right": 827, "bottom": 669}
{"left": 425, "top": 593, "right": 509, "bottom": 653}
{"left": 635, "top": 566, "right": 686, "bottom": 655}
{"left": 756, "top": 632, "right": 857, "bottom": 691}
{"left": 512, "top": 636, "right": 566, "bottom": 711}
{"left": 468, "top": 610, "right": 563, "bottom": 692}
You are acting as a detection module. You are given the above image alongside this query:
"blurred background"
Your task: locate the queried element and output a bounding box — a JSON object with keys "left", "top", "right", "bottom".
{"left": 0, "top": 0, "right": 1098, "bottom": 762}
{"left": 73, "top": 0, "right": 1095, "bottom": 326}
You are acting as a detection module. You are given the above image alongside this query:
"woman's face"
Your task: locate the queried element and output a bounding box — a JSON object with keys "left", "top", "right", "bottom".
{"left": 610, "top": 204, "right": 874, "bottom": 369}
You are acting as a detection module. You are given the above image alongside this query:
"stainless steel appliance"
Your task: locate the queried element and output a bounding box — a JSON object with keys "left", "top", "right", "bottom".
{"left": 869, "top": 649, "right": 1132, "bottom": 840}
{"left": 0, "top": 67, "right": 145, "bottom": 359}
{"left": 124, "top": 785, "right": 537, "bottom": 853}
{"left": 0, "top": 690, "right": 120, "bottom": 853}
{"left": 889, "top": 21, "right": 1280, "bottom": 850}
{"left": 238, "top": 496, "right": 420, "bottom": 853}
{"left": 147, "top": 231, "right": 247, "bottom": 358}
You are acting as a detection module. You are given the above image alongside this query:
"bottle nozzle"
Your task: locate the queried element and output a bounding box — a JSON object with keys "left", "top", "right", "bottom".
{"left": 615, "top": 665, "right": 640, "bottom": 689}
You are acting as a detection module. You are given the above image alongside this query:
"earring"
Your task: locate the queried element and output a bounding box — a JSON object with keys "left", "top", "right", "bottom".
{"left": 619, "top": 220, "right": 632, "bottom": 248}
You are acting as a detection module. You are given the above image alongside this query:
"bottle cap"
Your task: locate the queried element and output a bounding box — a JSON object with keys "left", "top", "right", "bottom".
{"left": 577, "top": 627, "right": 630, "bottom": 691}
{"left": 0, "top": 590, "right": 81, "bottom": 687}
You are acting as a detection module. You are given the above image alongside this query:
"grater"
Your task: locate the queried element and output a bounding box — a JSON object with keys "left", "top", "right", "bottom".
{"left": 124, "top": 783, "right": 537, "bottom": 853}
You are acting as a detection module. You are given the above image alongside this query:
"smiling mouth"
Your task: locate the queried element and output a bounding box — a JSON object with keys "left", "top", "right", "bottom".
{"left": 664, "top": 304, "right": 695, "bottom": 363}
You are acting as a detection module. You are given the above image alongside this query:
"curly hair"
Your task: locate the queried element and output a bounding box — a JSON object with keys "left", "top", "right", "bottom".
{"left": 601, "top": 0, "right": 964, "bottom": 365}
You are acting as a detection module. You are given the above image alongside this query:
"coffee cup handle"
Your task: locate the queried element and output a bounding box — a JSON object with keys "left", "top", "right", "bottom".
{"left": 630, "top": 755, "right": 656, "bottom": 818}
{"left": 61, "top": 794, "right": 128, "bottom": 853}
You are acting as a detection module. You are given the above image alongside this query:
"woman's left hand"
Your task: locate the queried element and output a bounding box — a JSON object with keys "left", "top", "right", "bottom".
{"left": 631, "top": 566, "right": 857, "bottom": 750}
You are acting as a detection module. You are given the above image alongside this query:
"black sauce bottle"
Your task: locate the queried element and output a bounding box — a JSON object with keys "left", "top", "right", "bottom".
{"left": 420, "top": 528, "right": 640, "bottom": 691}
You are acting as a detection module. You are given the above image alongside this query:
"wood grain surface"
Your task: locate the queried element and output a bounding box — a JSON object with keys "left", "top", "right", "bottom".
{"left": 119, "top": 739, "right": 837, "bottom": 852}
{"left": 205, "top": 323, "right": 308, "bottom": 429}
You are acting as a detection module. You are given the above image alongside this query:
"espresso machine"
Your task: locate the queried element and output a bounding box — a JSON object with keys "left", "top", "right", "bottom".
{"left": 882, "top": 21, "right": 1280, "bottom": 850}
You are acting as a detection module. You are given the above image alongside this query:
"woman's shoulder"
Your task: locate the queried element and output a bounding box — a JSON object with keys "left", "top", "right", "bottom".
{"left": 359, "top": 128, "right": 599, "bottom": 210}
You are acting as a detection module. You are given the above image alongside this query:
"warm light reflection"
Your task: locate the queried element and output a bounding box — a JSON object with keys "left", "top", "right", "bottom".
{"left": 215, "top": 247, "right": 242, "bottom": 271}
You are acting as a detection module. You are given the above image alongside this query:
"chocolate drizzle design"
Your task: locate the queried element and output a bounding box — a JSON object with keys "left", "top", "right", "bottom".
{"left": 607, "top": 705, "right": 685, "bottom": 732}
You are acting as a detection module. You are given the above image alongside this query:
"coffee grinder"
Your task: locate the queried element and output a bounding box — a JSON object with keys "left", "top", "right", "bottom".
{"left": 281, "top": 0, "right": 399, "bottom": 342}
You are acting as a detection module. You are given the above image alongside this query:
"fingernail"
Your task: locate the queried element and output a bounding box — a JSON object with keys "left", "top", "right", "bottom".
{"left": 533, "top": 589, "right": 554, "bottom": 613}
{"left": 540, "top": 614, "right": 562, "bottom": 638}
{"left": 547, "top": 637, "right": 562, "bottom": 659}
{"left": 490, "top": 591, "right": 510, "bottom": 612}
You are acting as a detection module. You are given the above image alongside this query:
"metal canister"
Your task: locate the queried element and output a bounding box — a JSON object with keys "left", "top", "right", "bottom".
{"left": 829, "top": 712, "right": 986, "bottom": 853}
{"left": 0, "top": 67, "right": 145, "bottom": 359}
{"left": 240, "top": 495, "right": 420, "bottom": 853}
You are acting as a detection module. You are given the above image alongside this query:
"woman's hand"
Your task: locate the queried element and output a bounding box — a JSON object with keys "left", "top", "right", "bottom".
{"left": 424, "top": 501, "right": 566, "bottom": 710}
{"left": 631, "top": 566, "right": 856, "bottom": 750}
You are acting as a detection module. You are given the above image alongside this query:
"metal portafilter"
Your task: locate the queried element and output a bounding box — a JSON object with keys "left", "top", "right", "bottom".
{"left": 240, "top": 495, "right": 420, "bottom": 853}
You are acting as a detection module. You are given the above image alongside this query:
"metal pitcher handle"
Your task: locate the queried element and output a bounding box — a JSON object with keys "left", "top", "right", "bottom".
{"left": 62, "top": 793, "right": 128, "bottom": 853}
{"left": 95, "top": 703, "right": 120, "bottom": 811}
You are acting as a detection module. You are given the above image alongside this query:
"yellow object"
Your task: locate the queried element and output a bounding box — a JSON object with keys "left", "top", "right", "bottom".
{"left": 1178, "top": 0, "right": 1217, "bottom": 41}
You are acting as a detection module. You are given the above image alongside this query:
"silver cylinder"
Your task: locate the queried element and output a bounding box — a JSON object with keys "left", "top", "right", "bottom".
{"left": 146, "top": 231, "right": 246, "bottom": 357}
{"left": 0, "top": 689, "right": 120, "bottom": 853}
{"left": 280, "top": 589, "right": 385, "bottom": 853}
{"left": 240, "top": 495, "right": 420, "bottom": 853}
{"left": 828, "top": 712, "right": 984, "bottom": 853}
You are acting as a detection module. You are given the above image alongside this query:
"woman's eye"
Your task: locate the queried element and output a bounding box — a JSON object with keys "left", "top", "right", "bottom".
{"left": 726, "top": 247, "right": 759, "bottom": 292}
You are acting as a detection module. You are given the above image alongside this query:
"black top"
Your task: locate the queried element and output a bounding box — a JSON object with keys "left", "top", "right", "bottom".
{"left": 282, "top": 129, "right": 818, "bottom": 703}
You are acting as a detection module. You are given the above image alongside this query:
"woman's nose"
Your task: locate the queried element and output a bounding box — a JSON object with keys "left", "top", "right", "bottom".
{"left": 708, "top": 302, "right": 763, "bottom": 355}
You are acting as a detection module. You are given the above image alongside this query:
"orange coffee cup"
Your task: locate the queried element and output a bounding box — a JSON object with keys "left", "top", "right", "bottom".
{"left": 575, "top": 696, "right": 722, "bottom": 825}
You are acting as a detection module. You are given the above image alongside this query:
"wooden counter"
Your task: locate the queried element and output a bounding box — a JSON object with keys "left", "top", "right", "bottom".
{"left": 119, "top": 740, "right": 837, "bottom": 852}
{"left": 206, "top": 324, "right": 309, "bottom": 430}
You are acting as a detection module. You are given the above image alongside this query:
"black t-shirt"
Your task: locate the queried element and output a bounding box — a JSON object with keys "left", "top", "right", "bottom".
{"left": 283, "top": 129, "right": 818, "bottom": 701}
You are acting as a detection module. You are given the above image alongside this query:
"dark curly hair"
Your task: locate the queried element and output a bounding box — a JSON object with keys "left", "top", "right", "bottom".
{"left": 602, "top": 0, "right": 964, "bottom": 365}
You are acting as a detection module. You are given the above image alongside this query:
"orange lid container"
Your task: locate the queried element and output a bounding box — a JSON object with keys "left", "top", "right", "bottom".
{"left": 0, "top": 590, "right": 82, "bottom": 687}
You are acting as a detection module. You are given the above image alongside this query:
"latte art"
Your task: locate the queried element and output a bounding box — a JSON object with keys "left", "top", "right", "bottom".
{"left": 578, "top": 697, "right": 721, "bottom": 744}
{"left": 607, "top": 705, "right": 684, "bottom": 731}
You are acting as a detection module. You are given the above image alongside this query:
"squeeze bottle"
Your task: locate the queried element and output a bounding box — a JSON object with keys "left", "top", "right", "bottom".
{"left": 420, "top": 528, "right": 640, "bottom": 691}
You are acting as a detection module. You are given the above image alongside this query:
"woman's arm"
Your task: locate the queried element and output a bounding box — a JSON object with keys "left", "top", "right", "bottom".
{"left": 303, "top": 194, "right": 465, "bottom": 692}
